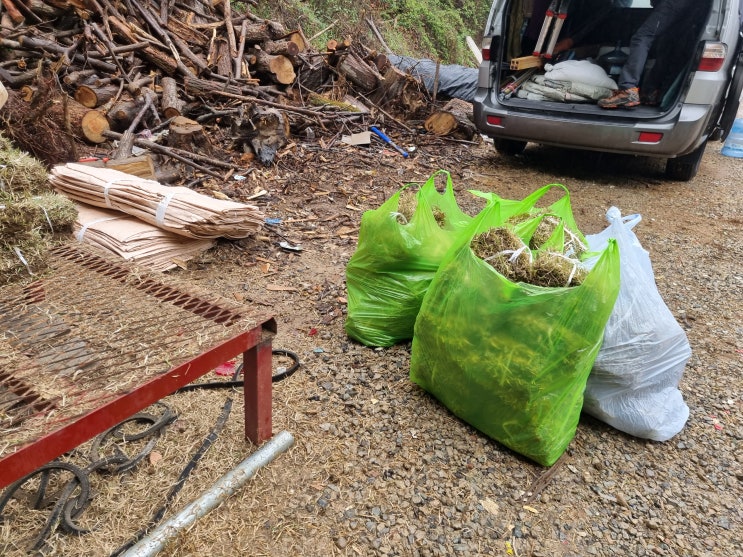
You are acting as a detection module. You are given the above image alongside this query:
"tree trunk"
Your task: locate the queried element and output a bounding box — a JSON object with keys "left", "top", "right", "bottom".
{"left": 335, "top": 51, "right": 382, "bottom": 91}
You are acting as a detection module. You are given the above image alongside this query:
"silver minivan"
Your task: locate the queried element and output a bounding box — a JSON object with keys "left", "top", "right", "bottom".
{"left": 473, "top": 0, "right": 743, "bottom": 180}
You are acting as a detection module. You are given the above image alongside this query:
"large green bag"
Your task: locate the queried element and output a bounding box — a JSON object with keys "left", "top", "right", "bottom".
{"left": 409, "top": 202, "right": 620, "bottom": 466}
{"left": 345, "top": 171, "right": 472, "bottom": 347}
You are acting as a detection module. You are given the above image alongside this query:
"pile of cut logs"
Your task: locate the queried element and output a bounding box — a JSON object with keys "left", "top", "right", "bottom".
{"left": 0, "top": 0, "right": 475, "bottom": 178}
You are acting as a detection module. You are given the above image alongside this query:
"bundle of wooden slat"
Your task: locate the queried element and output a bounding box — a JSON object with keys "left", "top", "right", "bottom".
{"left": 74, "top": 203, "right": 214, "bottom": 272}
{"left": 50, "top": 163, "right": 264, "bottom": 239}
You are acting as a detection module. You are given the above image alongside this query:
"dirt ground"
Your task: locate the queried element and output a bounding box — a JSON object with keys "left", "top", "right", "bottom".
{"left": 1, "top": 130, "right": 742, "bottom": 556}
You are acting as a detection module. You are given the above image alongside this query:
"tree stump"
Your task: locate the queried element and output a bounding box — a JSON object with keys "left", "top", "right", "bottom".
{"left": 371, "top": 65, "right": 428, "bottom": 119}
{"left": 230, "top": 106, "right": 290, "bottom": 165}
{"left": 167, "top": 116, "right": 214, "bottom": 156}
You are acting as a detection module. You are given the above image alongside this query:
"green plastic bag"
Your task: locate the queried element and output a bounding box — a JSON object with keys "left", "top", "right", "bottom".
{"left": 470, "top": 183, "right": 587, "bottom": 247}
{"left": 409, "top": 202, "right": 620, "bottom": 466}
{"left": 345, "top": 170, "right": 472, "bottom": 347}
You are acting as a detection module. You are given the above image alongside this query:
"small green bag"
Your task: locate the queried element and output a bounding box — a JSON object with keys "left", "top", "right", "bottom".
{"left": 410, "top": 201, "right": 620, "bottom": 466}
{"left": 345, "top": 170, "right": 472, "bottom": 347}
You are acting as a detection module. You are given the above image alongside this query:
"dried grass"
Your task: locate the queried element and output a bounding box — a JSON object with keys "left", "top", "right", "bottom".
{"left": 0, "top": 136, "right": 75, "bottom": 284}
{"left": 472, "top": 225, "right": 586, "bottom": 287}
{"left": 0, "top": 133, "right": 50, "bottom": 195}
{"left": 0, "top": 193, "right": 77, "bottom": 285}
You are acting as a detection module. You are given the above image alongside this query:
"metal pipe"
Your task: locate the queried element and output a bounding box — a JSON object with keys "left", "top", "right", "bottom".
{"left": 122, "top": 430, "right": 295, "bottom": 557}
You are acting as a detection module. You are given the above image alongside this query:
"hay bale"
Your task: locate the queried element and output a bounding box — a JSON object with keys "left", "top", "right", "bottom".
{"left": 0, "top": 192, "right": 77, "bottom": 237}
{"left": 530, "top": 251, "right": 587, "bottom": 287}
{"left": 530, "top": 214, "right": 561, "bottom": 249}
{"left": 0, "top": 133, "right": 50, "bottom": 195}
{"left": 472, "top": 227, "right": 531, "bottom": 280}
{"left": 0, "top": 192, "right": 77, "bottom": 284}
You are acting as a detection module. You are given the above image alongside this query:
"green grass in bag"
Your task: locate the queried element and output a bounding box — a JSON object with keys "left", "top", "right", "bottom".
{"left": 410, "top": 237, "right": 620, "bottom": 466}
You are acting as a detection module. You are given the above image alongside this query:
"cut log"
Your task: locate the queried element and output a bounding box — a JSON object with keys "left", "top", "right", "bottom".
{"left": 282, "top": 30, "right": 307, "bottom": 53}
{"left": 47, "top": 96, "right": 110, "bottom": 144}
{"left": 295, "top": 54, "right": 331, "bottom": 92}
{"left": 236, "top": 22, "right": 275, "bottom": 43}
{"left": 166, "top": 15, "right": 210, "bottom": 48}
{"left": 107, "top": 95, "right": 146, "bottom": 131}
{"left": 213, "top": 37, "right": 233, "bottom": 77}
{"left": 108, "top": 15, "right": 179, "bottom": 75}
{"left": 262, "top": 39, "right": 299, "bottom": 58}
{"left": 183, "top": 75, "right": 247, "bottom": 97}
{"left": 160, "top": 76, "right": 184, "bottom": 119}
{"left": 336, "top": 51, "right": 382, "bottom": 91}
{"left": 1, "top": 0, "right": 25, "bottom": 25}
{"left": 167, "top": 115, "right": 214, "bottom": 156}
{"left": 424, "top": 98, "right": 478, "bottom": 140}
{"left": 75, "top": 83, "right": 120, "bottom": 108}
{"left": 63, "top": 69, "right": 97, "bottom": 86}
{"left": 249, "top": 47, "right": 295, "bottom": 85}
{"left": 23, "top": 0, "right": 66, "bottom": 18}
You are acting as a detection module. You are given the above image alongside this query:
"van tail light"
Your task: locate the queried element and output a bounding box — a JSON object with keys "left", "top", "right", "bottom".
{"left": 698, "top": 42, "right": 727, "bottom": 72}
{"left": 482, "top": 37, "right": 492, "bottom": 62}
{"left": 638, "top": 132, "right": 663, "bottom": 143}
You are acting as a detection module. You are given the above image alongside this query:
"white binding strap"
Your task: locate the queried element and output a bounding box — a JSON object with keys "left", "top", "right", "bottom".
{"left": 155, "top": 192, "right": 176, "bottom": 226}
{"left": 76, "top": 217, "right": 120, "bottom": 242}
{"left": 103, "top": 181, "right": 115, "bottom": 208}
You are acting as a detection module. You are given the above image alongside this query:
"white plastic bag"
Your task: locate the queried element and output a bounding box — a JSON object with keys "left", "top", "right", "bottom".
{"left": 543, "top": 60, "right": 618, "bottom": 90}
{"left": 582, "top": 207, "right": 690, "bottom": 441}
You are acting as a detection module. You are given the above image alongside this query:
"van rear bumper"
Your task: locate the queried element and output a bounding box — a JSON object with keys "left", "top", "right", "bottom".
{"left": 473, "top": 93, "right": 715, "bottom": 158}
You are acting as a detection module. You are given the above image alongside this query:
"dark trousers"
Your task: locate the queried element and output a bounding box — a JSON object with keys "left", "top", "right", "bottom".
{"left": 618, "top": 0, "right": 699, "bottom": 90}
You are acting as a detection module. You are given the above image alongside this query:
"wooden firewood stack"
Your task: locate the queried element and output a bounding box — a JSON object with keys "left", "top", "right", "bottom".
{"left": 0, "top": 0, "right": 442, "bottom": 172}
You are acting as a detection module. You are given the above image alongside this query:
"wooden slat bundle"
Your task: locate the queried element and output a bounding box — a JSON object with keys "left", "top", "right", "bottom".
{"left": 50, "top": 163, "right": 264, "bottom": 239}
{"left": 74, "top": 203, "right": 214, "bottom": 272}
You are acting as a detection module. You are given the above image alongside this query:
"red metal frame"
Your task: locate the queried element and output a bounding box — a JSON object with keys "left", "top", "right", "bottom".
{"left": 0, "top": 318, "right": 276, "bottom": 491}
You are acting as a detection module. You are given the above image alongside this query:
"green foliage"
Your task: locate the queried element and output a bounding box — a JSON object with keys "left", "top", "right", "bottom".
{"left": 256, "top": 0, "right": 490, "bottom": 65}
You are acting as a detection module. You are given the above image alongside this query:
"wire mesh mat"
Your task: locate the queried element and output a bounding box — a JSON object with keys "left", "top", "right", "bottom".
{"left": 0, "top": 243, "right": 271, "bottom": 464}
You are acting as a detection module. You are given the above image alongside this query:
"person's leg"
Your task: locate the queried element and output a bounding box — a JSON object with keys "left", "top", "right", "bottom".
{"left": 600, "top": 0, "right": 697, "bottom": 108}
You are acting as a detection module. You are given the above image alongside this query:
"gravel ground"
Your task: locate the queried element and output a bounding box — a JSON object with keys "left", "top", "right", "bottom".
{"left": 2, "top": 134, "right": 741, "bottom": 556}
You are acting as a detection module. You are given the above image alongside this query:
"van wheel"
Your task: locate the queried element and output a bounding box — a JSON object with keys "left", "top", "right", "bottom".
{"left": 665, "top": 141, "right": 707, "bottom": 181}
{"left": 493, "top": 139, "right": 527, "bottom": 156}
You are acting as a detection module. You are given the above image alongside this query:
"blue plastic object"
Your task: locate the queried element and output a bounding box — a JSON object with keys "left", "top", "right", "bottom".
{"left": 721, "top": 118, "right": 743, "bottom": 158}
{"left": 370, "top": 126, "right": 409, "bottom": 158}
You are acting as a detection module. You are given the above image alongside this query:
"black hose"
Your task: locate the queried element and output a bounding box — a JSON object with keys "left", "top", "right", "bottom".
{"left": 175, "top": 348, "right": 301, "bottom": 393}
